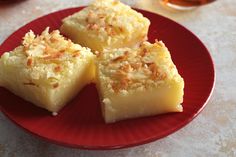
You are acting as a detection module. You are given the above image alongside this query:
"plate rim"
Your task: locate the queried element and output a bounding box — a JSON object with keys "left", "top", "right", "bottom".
{"left": 0, "top": 7, "right": 215, "bottom": 150}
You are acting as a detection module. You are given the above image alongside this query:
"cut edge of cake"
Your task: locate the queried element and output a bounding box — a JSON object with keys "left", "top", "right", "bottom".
{"left": 95, "top": 40, "right": 184, "bottom": 123}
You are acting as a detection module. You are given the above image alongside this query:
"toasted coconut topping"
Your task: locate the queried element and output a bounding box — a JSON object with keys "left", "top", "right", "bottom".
{"left": 140, "top": 48, "right": 148, "bottom": 57}
{"left": 52, "top": 83, "right": 59, "bottom": 88}
{"left": 50, "top": 36, "right": 59, "bottom": 43}
{"left": 87, "top": 23, "right": 99, "bottom": 30}
{"left": 98, "top": 41, "right": 180, "bottom": 93}
{"left": 27, "top": 58, "right": 33, "bottom": 67}
{"left": 62, "top": 0, "right": 150, "bottom": 40}
{"left": 112, "top": 77, "right": 130, "bottom": 92}
{"left": 42, "top": 52, "right": 64, "bottom": 60}
{"left": 119, "top": 64, "right": 132, "bottom": 72}
{"left": 54, "top": 66, "right": 61, "bottom": 73}
{"left": 112, "top": 51, "right": 129, "bottom": 62}
{"left": 148, "top": 63, "right": 160, "bottom": 80}
{"left": 105, "top": 25, "right": 116, "bottom": 36}
{"left": 131, "top": 62, "right": 142, "bottom": 70}
{"left": 2, "top": 27, "right": 94, "bottom": 89}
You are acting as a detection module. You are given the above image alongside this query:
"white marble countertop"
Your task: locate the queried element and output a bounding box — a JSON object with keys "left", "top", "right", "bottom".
{"left": 0, "top": 0, "right": 235, "bottom": 156}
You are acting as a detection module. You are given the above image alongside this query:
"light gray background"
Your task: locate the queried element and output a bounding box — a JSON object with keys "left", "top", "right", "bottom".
{"left": 0, "top": 0, "right": 235, "bottom": 156}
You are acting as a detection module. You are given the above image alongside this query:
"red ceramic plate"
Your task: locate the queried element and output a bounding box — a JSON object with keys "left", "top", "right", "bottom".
{"left": 0, "top": 7, "right": 215, "bottom": 150}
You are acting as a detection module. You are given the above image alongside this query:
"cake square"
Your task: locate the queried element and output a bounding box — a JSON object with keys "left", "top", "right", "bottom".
{"left": 60, "top": 0, "right": 150, "bottom": 52}
{"left": 96, "top": 41, "right": 184, "bottom": 123}
{"left": 0, "top": 28, "right": 95, "bottom": 113}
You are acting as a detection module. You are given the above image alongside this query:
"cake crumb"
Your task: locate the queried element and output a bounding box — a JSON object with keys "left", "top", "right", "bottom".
{"left": 52, "top": 112, "right": 58, "bottom": 116}
{"left": 103, "top": 98, "right": 111, "bottom": 105}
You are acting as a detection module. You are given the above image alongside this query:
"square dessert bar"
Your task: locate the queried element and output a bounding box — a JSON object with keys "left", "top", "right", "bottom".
{"left": 96, "top": 41, "right": 184, "bottom": 123}
{"left": 0, "top": 28, "right": 95, "bottom": 113}
{"left": 60, "top": 0, "right": 150, "bottom": 52}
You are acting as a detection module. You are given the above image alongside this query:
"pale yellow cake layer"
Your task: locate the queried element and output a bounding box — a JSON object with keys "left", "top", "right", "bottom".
{"left": 96, "top": 41, "right": 184, "bottom": 123}
{"left": 0, "top": 28, "right": 95, "bottom": 113}
{"left": 60, "top": 0, "right": 150, "bottom": 52}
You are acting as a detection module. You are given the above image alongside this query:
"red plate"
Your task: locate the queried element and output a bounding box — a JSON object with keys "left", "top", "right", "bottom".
{"left": 0, "top": 7, "right": 215, "bottom": 149}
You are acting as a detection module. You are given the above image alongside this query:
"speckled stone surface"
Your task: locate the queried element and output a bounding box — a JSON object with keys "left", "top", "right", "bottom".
{"left": 0, "top": 0, "right": 235, "bottom": 156}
